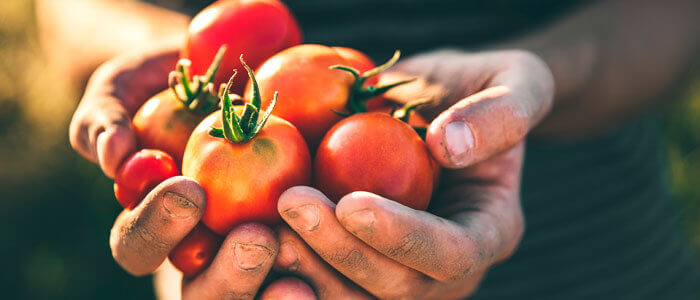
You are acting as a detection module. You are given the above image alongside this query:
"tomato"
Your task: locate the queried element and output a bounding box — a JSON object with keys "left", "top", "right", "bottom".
{"left": 169, "top": 224, "right": 222, "bottom": 277}
{"left": 332, "top": 46, "right": 377, "bottom": 84}
{"left": 133, "top": 48, "right": 225, "bottom": 165}
{"left": 314, "top": 113, "right": 437, "bottom": 210}
{"left": 246, "top": 45, "right": 410, "bottom": 148}
{"left": 184, "top": 0, "right": 301, "bottom": 94}
{"left": 113, "top": 149, "right": 178, "bottom": 209}
{"left": 244, "top": 44, "right": 350, "bottom": 148}
{"left": 183, "top": 58, "right": 311, "bottom": 235}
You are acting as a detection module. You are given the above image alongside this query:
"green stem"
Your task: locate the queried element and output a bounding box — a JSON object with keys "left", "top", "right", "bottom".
{"left": 169, "top": 45, "right": 227, "bottom": 116}
{"left": 392, "top": 98, "right": 432, "bottom": 139}
{"left": 208, "top": 56, "right": 278, "bottom": 143}
{"left": 330, "top": 50, "right": 416, "bottom": 114}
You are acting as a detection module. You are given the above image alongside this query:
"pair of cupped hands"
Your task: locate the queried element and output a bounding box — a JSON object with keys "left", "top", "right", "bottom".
{"left": 70, "top": 44, "right": 553, "bottom": 299}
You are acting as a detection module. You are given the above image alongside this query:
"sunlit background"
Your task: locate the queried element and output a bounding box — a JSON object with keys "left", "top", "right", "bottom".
{"left": 0, "top": 0, "right": 698, "bottom": 299}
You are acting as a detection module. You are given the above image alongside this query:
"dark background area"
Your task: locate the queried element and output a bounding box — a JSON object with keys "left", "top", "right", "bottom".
{"left": 1, "top": 0, "right": 698, "bottom": 299}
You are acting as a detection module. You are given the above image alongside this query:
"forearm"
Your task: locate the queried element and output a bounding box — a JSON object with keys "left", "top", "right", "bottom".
{"left": 505, "top": 0, "right": 700, "bottom": 139}
{"left": 36, "top": 0, "right": 189, "bottom": 87}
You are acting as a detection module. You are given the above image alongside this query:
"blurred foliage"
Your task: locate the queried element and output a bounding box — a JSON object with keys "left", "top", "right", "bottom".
{"left": 663, "top": 75, "right": 700, "bottom": 252}
{"left": 0, "top": 0, "right": 697, "bottom": 299}
{"left": 0, "top": 0, "right": 153, "bottom": 299}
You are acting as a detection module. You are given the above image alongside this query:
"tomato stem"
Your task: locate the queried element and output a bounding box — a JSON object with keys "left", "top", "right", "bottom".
{"left": 169, "top": 45, "right": 227, "bottom": 116}
{"left": 392, "top": 98, "right": 431, "bottom": 123}
{"left": 392, "top": 98, "right": 432, "bottom": 139}
{"left": 330, "top": 50, "right": 416, "bottom": 114}
{"left": 208, "top": 56, "right": 277, "bottom": 143}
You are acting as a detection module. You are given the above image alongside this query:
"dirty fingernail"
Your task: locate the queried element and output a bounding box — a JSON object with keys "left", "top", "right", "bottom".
{"left": 163, "top": 191, "right": 199, "bottom": 218}
{"left": 444, "top": 121, "right": 474, "bottom": 166}
{"left": 234, "top": 242, "right": 273, "bottom": 270}
{"left": 283, "top": 204, "right": 320, "bottom": 231}
{"left": 342, "top": 209, "right": 376, "bottom": 234}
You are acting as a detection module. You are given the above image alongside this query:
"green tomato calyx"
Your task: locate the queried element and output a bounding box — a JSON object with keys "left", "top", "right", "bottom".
{"left": 208, "top": 55, "right": 277, "bottom": 143}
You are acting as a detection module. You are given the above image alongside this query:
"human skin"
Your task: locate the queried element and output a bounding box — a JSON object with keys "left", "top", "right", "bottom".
{"left": 61, "top": 0, "right": 698, "bottom": 298}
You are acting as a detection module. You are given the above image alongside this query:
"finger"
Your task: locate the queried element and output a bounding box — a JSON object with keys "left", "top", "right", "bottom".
{"left": 69, "top": 47, "right": 179, "bottom": 177}
{"left": 110, "top": 176, "right": 205, "bottom": 276}
{"left": 182, "top": 223, "right": 278, "bottom": 300}
{"left": 259, "top": 277, "right": 317, "bottom": 300}
{"left": 278, "top": 186, "right": 432, "bottom": 299}
{"left": 274, "top": 225, "right": 371, "bottom": 299}
{"left": 426, "top": 50, "right": 553, "bottom": 168}
{"left": 94, "top": 109, "right": 137, "bottom": 178}
{"left": 69, "top": 98, "right": 136, "bottom": 179}
{"left": 335, "top": 187, "right": 524, "bottom": 283}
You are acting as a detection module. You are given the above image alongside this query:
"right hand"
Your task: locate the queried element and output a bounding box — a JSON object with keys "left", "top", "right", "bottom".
{"left": 70, "top": 46, "right": 300, "bottom": 299}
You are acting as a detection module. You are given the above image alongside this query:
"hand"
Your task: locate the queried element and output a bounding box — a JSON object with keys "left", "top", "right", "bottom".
{"left": 271, "top": 49, "right": 553, "bottom": 299}
{"left": 70, "top": 46, "right": 282, "bottom": 299}
{"left": 114, "top": 177, "right": 280, "bottom": 299}
{"left": 68, "top": 43, "right": 179, "bottom": 178}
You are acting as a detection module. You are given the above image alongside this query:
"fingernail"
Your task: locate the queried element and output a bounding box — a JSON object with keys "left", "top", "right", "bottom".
{"left": 283, "top": 204, "right": 320, "bottom": 231}
{"left": 278, "top": 242, "right": 300, "bottom": 271}
{"left": 162, "top": 191, "right": 198, "bottom": 218}
{"left": 342, "top": 209, "right": 376, "bottom": 234}
{"left": 234, "top": 242, "right": 273, "bottom": 270}
{"left": 444, "top": 121, "right": 474, "bottom": 166}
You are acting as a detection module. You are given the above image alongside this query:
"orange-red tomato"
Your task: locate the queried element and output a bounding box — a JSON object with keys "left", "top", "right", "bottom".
{"left": 245, "top": 44, "right": 353, "bottom": 148}
{"left": 182, "top": 109, "right": 311, "bottom": 235}
{"left": 113, "top": 149, "right": 179, "bottom": 209}
{"left": 184, "top": 0, "right": 301, "bottom": 93}
{"left": 314, "top": 113, "right": 437, "bottom": 210}
{"left": 132, "top": 90, "right": 203, "bottom": 165}
{"left": 169, "top": 224, "right": 222, "bottom": 277}
{"left": 332, "top": 46, "right": 377, "bottom": 84}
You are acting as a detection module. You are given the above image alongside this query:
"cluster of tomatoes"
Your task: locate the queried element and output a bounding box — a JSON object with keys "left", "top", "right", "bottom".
{"left": 112, "top": 0, "right": 439, "bottom": 278}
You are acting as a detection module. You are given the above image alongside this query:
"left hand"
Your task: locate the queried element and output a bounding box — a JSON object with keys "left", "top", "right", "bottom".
{"left": 269, "top": 49, "right": 553, "bottom": 299}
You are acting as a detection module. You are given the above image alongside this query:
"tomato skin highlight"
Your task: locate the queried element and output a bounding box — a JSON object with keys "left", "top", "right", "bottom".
{"left": 184, "top": 0, "right": 301, "bottom": 93}
{"left": 245, "top": 44, "right": 354, "bottom": 148}
{"left": 314, "top": 113, "right": 437, "bottom": 210}
{"left": 132, "top": 90, "right": 203, "bottom": 166}
{"left": 182, "top": 109, "right": 311, "bottom": 235}
{"left": 113, "top": 149, "right": 179, "bottom": 209}
{"left": 169, "top": 224, "right": 222, "bottom": 278}
{"left": 332, "top": 46, "right": 377, "bottom": 83}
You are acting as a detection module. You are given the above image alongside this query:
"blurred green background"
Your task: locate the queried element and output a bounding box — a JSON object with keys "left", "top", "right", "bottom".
{"left": 0, "top": 0, "right": 697, "bottom": 299}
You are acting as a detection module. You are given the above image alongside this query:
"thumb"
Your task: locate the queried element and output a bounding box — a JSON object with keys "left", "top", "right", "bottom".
{"left": 426, "top": 51, "right": 553, "bottom": 168}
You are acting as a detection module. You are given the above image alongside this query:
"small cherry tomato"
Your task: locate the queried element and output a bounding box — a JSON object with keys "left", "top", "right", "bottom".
{"left": 184, "top": 0, "right": 301, "bottom": 93}
{"left": 314, "top": 113, "right": 437, "bottom": 210}
{"left": 169, "top": 224, "right": 222, "bottom": 277}
{"left": 113, "top": 149, "right": 178, "bottom": 209}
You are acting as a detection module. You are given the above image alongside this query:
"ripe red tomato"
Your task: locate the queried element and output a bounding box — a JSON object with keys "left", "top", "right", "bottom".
{"left": 133, "top": 48, "right": 225, "bottom": 165}
{"left": 244, "top": 44, "right": 351, "bottom": 148}
{"left": 183, "top": 59, "right": 311, "bottom": 235}
{"left": 314, "top": 113, "right": 437, "bottom": 210}
{"left": 169, "top": 224, "right": 222, "bottom": 277}
{"left": 184, "top": 0, "right": 301, "bottom": 94}
{"left": 113, "top": 149, "right": 179, "bottom": 209}
{"left": 246, "top": 45, "right": 409, "bottom": 148}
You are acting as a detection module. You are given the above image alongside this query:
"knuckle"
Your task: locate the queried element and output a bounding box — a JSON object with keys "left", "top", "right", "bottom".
{"left": 116, "top": 216, "right": 170, "bottom": 258}
{"left": 329, "top": 248, "right": 367, "bottom": 270}
{"left": 68, "top": 119, "right": 89, "bottom": 152}
{"left": 221, "top": 291, "right": 254, "bottom": 300}
{"left": 387, "top": 230, "right": 432, "bottom": 260}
